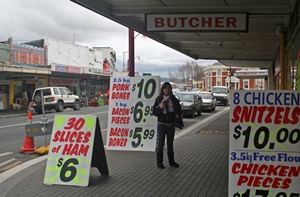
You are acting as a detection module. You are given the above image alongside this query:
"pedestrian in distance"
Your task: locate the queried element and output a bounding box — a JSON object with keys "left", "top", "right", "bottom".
{"left": 153, "top": 82, "right": 182, "bottom": 169}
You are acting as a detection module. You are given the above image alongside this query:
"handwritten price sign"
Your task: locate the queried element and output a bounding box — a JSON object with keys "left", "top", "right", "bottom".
{"left": 229, "top": 90, "right": 300, "bottom": 197}
{"left": 44, "top": 115, "right": 96, "bottom": 186}
{"left": 106, "top": 76, "right": 160, "bottom": 151}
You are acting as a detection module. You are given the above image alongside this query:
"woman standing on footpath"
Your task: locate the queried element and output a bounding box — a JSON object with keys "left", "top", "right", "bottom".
{"left": 153, "top": 82, "right": 182, "bottom": 169}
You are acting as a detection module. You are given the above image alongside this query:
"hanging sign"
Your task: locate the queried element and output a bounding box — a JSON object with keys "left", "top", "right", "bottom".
{"left": 106, "top": 76, "right": 160, "bottom": 151}
{"left": 44, "top": 115, "right": 108, "bottom": 186}
{"left": 229, "top": 90, "right": 300, "bottom": 197}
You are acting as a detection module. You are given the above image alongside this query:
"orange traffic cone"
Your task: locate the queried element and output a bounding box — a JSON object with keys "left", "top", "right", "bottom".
{"left": 20, "top": 136, "right": 36, "bottom": 154}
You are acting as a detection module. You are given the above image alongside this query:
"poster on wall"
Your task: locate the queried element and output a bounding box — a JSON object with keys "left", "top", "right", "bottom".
{"left": 229, "top": 90, "right": 300, "bottom": 197}
{"left": 106, "top": 76, "right": 160, "bottom": 151}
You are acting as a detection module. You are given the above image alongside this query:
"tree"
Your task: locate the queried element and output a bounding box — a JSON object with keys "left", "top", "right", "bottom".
{"left": 168, "top": 71, "right": 176, "bottom": 82}
{"left": 176, "top": 61, "right": 204, "bottom": 82}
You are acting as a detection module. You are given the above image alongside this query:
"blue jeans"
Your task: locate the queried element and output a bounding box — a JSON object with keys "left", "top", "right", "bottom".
{"left": 156, "top": 123, "right": 175, "bottom": 153}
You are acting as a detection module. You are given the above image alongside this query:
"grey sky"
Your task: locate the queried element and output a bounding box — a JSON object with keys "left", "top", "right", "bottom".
{"left": 0, "top": 0, "right": 217, "bottom": 77}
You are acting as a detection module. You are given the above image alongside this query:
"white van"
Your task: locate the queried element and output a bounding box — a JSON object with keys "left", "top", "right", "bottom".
{"left": 211, "top": 86, "right": 229, "bottom": 106}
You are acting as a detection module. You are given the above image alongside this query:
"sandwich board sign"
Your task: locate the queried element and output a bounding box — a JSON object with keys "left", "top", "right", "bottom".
{"left": 44, "top": 115, "right": 108, "bottom": 186}
{"left": 106, "top": 76, "right": 160, "bottom": 151}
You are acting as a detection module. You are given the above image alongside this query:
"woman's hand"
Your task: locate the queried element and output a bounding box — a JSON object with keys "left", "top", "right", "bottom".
{"left": 159, "top": 102, "right": 165, "bottom": 109}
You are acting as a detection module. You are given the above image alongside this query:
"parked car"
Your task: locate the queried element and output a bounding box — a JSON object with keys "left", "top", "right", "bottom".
{"left": 172, "top": 88, "right": 180, "bottom": 95}
{"left": 198, "top": 92, "right": 216, "bottom": 112}
{"left": 191, "top": 88, "right": 200, "bottom": 92}
{"left": 176, "top": 92, "right": 203, "bottom": 118}
{"left": 175, "top": 94, "right": 184, "bottom": 123}
{"left": 32, "top": 87, "right": 80, "bottom": 114}
{"left": 211, "top": 86, "right": 230, "bottom": 106}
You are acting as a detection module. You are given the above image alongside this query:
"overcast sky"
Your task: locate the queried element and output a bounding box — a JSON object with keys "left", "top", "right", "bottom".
{"left": 0, "top": 0, "right": 217, "bottom": 77}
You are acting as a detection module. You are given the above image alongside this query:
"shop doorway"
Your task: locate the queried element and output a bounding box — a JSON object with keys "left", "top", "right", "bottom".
{"left": 26, "top": 84, "right": 35, "bottom": 102}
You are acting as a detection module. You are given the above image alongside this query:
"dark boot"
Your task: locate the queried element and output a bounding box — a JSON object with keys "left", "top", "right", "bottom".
{"left": 156, "top": 152, "right": 165, "bottom": 169}
{"left": 168, "top": 152, "right": 179, "bottom": 167}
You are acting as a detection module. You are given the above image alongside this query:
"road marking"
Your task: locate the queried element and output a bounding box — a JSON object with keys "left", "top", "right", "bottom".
{"left": 1, "top": 161, "right": 22, "bottom": 171}
{"left": 175, "top": 107, "right": 230, "bottom": 139}
{"left": 0, "top": 158, "right": 16, "bottom": 167}
{"left": 0, "top": 155, "right": 48, "bottom": 183}
{"left": 0, "top": 152, "right": 13, "bottom": 157}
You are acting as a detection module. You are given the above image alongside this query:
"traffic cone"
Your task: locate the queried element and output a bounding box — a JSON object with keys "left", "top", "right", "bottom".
{"left": 20, "top": 136, "right": 36, "bottom": 154}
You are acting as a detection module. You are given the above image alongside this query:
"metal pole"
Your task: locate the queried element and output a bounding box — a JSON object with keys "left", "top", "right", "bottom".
{"left": 229, "top": 66, "right": 232, "bottom": 89}
{"left": 41, "top": 90, "right": 47, "bottom": 146}
{"left": 128, "top": 29, "right": 135, "bottom": 77}
{"left": 197, "top": 64, "right": 198, "bottom": 88}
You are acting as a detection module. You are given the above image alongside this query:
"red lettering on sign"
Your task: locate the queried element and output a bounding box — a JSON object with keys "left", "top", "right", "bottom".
{"left": 52, "top": 130, "right": 92, "bottom": 143}
{"left": 155, "top": 18, "right": 164, "bottom": 27}
{"left": 112, "top": 108, "right": 130, "bottom": 115}
{"left": 215, "top": 17, "right": 224, "bottom": 27}
{"left": 153, "top": 16, "right": 238, "bottom": 29}
{"left": 110, "top": 127, "right": 129, "bottom": 137}
{"left": 108, "top": 137, "right": 127, "bottom": 147}
{"left": 112, "top": 83, "right": 130, "bottom": 91}
{"left": 62, "top": 144, "right": 90, "bottom": 156}
{"left": 189, "top": 17, "right": 199, "bottom": 27}
{"left": 227, "top": 17, "right": 237, "bottom": 27}
{"left": 111, "top": 116, "right": 130, "bottom": 124}
{"left": 111, "top": 92, "right": 130, "bottom": 100}
{"left": 231, "top": 106, "right": 300, "bottom": 124}
{"left": 236, "top": 175, "right": 291, "bottom": 189}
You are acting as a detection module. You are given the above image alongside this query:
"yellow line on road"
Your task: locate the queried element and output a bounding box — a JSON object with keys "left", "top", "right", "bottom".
{"left": 1, "top": 161, "right": 22, "bottom": 171}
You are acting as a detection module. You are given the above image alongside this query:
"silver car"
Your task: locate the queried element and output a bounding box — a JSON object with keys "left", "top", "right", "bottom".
{"left": 198, "top": 92, "right": 216, "bottom": 112}
{"left": 176, "top": 92, "right": 203, "bottom": 118}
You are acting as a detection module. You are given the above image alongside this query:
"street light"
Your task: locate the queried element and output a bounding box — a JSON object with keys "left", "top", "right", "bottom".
{"left": 123, "top": 53, "right": 140, "bottom": 72}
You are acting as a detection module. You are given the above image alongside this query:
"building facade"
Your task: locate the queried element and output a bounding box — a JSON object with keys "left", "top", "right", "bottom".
{"left": 202, "top": 62, "right": 267, "bottom": 90}
{"left": 0, "top": 37, "right": 116, "bottom": 110}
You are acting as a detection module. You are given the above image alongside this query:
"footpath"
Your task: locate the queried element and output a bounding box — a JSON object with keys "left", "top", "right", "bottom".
{"left": 0, "top": 107, "right": 230, "bottom": 197}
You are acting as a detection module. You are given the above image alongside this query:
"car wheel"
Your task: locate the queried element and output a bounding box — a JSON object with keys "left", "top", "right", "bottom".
{"left": 191, "top": 109, "right": 195, "bottom": 118}
{"left": 197, "top": 107, "right": 202, "bottom": 116}
{"left": 73, "top": 100, "right": 80, "bottom": 110}
{"left": 56, "top": 101, "right": 64, "bottom": 112}
{"left": 209, "top": 104, "right": 213, "bottom": 112}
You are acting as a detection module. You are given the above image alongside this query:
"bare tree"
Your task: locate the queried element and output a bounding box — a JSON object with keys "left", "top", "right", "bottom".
{"left": 175, "top": 61, "right": 206, "bottom": 83}
{"left": 168, "top": 71, "right": 176, "bottom": 82}
{"left": 178, "top": 66, "right": 185, "bottom": 82}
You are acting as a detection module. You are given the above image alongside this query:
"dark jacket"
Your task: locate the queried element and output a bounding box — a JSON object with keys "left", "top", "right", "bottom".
{"left": 153, "top": 94, "right": 182, "bottom": 124}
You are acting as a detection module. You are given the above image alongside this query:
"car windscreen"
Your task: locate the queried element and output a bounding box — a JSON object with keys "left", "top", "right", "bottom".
{"left": 211, "top": 87, "right": 227, "bottom": 94}
{"left": 177, "top": 94, "right": 194, "bottom": 101}
{"left": 200, "top": 94, "right": 211, "bottom": 99}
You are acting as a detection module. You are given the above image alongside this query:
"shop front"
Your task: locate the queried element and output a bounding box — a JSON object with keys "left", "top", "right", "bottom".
{"left": 81, "top": 67, "right": 110, "bottom": 107}
{"left": 0, "top": 79, "right": 10, "bottom": 110}
{"left": 49, "top": 77, "right": 79, "bottom": 95}
{"left": 9, "top": 74, "right": 48, "bottom": 108}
